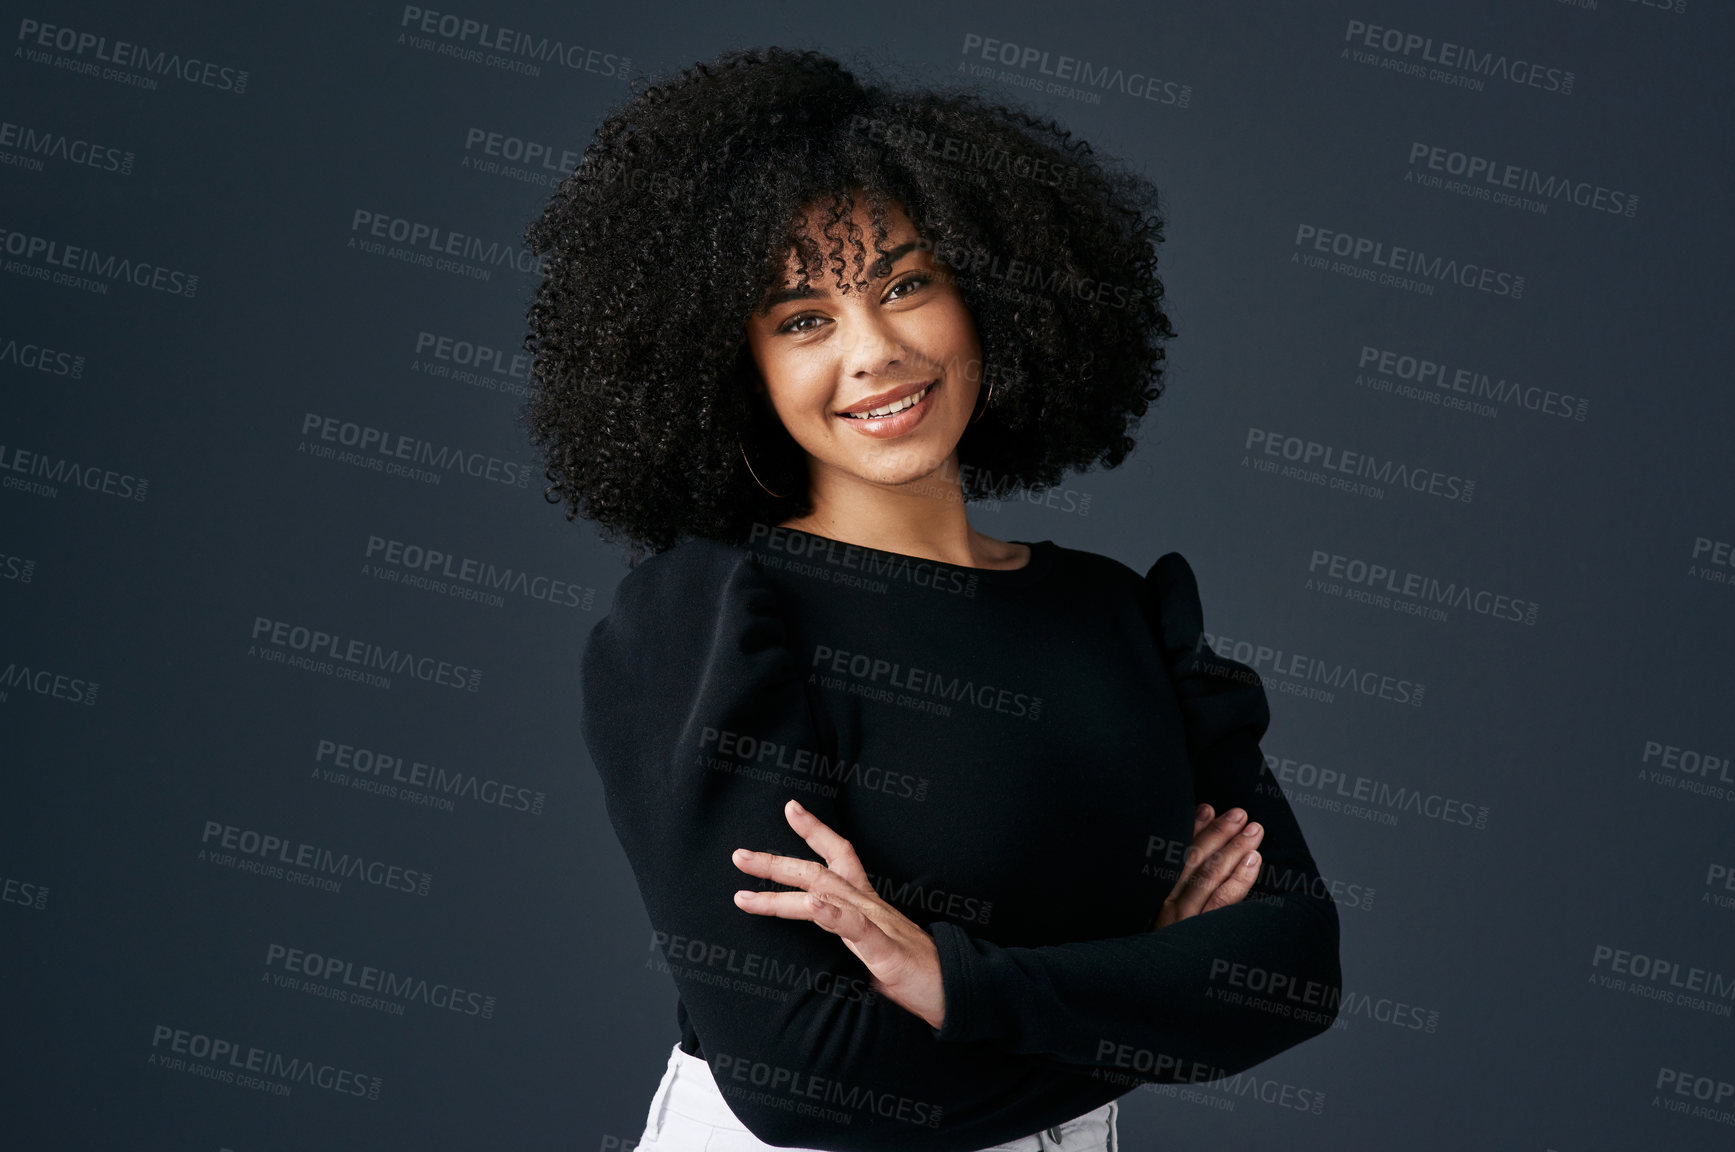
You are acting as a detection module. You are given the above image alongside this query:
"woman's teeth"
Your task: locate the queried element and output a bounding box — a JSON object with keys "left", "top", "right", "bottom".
{"left": 842, "top": 380, "right": 935, "bottom": 419}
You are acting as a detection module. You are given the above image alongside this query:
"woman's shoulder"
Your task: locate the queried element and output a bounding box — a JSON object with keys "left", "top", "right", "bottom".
{"left": 585, "top": 533, "right": 787, "bottom": 671}
{"left": 604, "top": 534, "right": 768, "bottom": 620}
{"left": 616, "top": 532, "right": 740, "bottom": 582}
{"left": 578, "top": 535, "right": 809, "bottom": 801}
{"left": 1038, "top": 540, "right": 1209, "bottom": 649}
{"left": 1042, "top": 538, "right": 1191, "bottom": 594}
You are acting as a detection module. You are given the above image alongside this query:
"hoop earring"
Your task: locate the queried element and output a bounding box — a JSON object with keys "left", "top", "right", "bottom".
{"left": 737, "top": 435, "right": 790, "bottom": 499}
{"left": 968, "top": 376, "right": 997, "bottom": 425}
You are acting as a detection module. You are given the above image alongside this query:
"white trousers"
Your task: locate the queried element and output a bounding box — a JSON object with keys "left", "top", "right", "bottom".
{"left": 634, "top": 1042, "right": 1118, "bottom": 1151}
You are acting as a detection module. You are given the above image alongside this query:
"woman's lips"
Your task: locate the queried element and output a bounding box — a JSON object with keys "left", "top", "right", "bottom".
{"left": 835, "top": 378, "right": 939, "bottom": 438}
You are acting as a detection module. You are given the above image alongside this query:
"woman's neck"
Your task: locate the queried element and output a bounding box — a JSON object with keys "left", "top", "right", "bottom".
{"left": 777, "top": 476, "right": 1028, "bottom": 571}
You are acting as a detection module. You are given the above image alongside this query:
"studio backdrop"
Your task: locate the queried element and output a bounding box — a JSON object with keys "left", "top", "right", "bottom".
{"left": 4, "top": 1, "right": 1732, "bottom": 1149}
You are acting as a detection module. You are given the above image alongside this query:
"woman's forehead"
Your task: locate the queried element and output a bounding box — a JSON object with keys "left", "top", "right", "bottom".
{"left": 771, "top": 203, "right": 924, "bottom": 285}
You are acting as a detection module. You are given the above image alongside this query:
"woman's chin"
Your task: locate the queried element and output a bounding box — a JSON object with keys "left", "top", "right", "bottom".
{"left": 852, "top": 437, "right": 963, "bottom": 484}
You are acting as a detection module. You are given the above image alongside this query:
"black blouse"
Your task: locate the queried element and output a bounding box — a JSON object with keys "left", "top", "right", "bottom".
{"left": 579, "top": 526, "right": 1341, "bottom": 1151}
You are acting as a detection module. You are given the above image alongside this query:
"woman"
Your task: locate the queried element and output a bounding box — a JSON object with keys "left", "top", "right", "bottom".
{"left": 522, "top": 48, "right": 1342, "bottom": 1152}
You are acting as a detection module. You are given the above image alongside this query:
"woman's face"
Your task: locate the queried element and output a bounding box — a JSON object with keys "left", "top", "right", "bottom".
{"left": 744, "top": 197, "right": 984, "bottom": 495}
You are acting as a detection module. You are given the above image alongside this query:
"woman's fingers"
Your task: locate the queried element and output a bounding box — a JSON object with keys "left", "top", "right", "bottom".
{"left": 1179, "top": 823, "right": 1261, "bottom": 918}
{"left": 732, "top": 887, "right": 871, "bottom": 937}
{"left": 733, "top": 886, "right": 849, "bottom": 926}
{"left": 1161, "top": 808, "right": 1263, "bottom": 923}
{"left": 730, "top": 846, "right": 843, "bottom": 898}
{"left": 1168, "top": 807, "right": 1247, "bottom": 897}
{"left": 733, "top": 869, "right": 906, "bottom": 970}
{"left": 1200, "top": 845, "right": 1261, "bottom": 913}
{"left": 780, "top": 799, "right": 870, "bottom": 889}
{"left": 728, "top": 799, "right": 866, "bottom": 894}
{"left": 725, "top": 801, "right": 949, "bottom": 1028}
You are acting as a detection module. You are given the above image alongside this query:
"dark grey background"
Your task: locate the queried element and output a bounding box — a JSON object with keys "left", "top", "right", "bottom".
{"left": 5, "top": 1, "right": 1733, "bottom": 1148}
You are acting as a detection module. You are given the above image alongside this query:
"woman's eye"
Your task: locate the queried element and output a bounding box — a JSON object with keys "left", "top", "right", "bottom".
{"left": 885, "top": 274, "right": 931, "bottom": 301}
{"left": 779, "top": 313, "right": 826, "bottom": 335}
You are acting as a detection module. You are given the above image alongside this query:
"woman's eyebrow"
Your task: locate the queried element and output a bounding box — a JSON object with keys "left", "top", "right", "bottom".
{"left": 758, "top": 240, "right": 923, "bottom": 312}
{"left": 866, "top": 239, "right": 922, "bottom": 275}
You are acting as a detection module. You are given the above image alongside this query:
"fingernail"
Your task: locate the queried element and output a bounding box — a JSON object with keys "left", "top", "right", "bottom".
{"left": 733, "top": 848, "right": 751, "bottom": 859}
{"left": 1226, "top": 809, "right": 1246, "bottom": 823}
{"left": 734, "top": 890, "right": 753, "bottom": 903}
{"left": 1241, "top": 822, "right": 1260, "bottom": 837}
{"left": 789, "top": 799, "right": 805, "bottom": 813}
{"left": 1242, "top": 851, "right": 1259, "bottom": 868}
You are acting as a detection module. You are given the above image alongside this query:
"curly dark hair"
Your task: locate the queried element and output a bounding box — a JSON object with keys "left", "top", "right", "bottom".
{"left": 519, "top": 46, "right": 1175, "bottom": 558}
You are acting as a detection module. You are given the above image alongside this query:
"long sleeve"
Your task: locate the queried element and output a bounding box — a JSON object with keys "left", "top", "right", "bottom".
{"left": 925, "top": 551, "right": 1342, "bottom": 1082}
{"left": 579, "top": 538, "right": 1140, "bottom": 1151}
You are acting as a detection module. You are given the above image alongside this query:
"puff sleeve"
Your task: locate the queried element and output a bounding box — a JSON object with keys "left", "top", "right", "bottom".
{"left": 579, "top": 538, "right": 1139, "bottom": 1151}
{"left": 924, "top": 551, "right": 1342, "bottom": 1080}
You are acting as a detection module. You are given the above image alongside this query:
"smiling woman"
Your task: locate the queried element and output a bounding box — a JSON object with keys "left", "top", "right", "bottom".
{"left": 520, "top": 47, "right": 1174, "bottom": 560}
{"left": 524, "top": 46, "right": 1341, "bottom": 1152}
{"left": 741, "top": 198, "right": 1022, "bottom": 557}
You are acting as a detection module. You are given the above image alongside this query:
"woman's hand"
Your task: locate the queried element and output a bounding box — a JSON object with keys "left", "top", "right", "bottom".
{"left": 1150, "top": 803, "right": 1264, "bottom": 930}
{"left": 731, "top": 798, "right": 947, "bottom": 1030}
